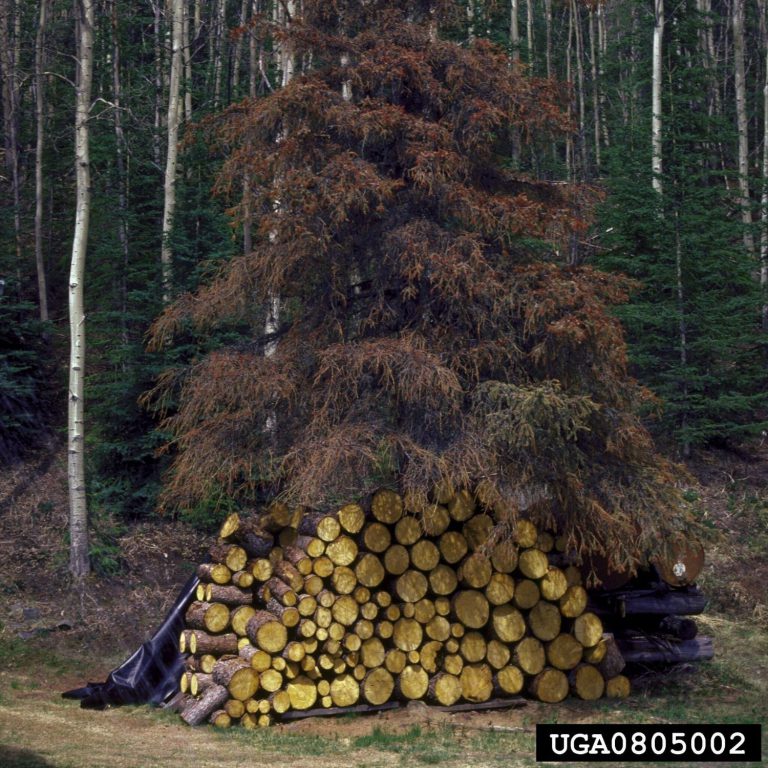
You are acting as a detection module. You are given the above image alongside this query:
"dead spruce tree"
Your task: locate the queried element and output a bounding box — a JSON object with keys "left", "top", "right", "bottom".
{"left": 147, "top": 1, "right": 699, "bottom": 578}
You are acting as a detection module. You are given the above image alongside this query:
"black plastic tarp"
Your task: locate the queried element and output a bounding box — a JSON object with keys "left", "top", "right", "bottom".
{"left": 62, "top": 573, "right": 198, "bottom": 709}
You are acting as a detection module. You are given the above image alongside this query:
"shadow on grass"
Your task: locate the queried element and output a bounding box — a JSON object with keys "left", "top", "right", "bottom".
{"left": 0, "top": 746, "right": 56, "bottom": 768}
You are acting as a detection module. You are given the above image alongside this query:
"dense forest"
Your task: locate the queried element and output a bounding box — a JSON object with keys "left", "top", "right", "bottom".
{"left": 1, "top": 0, "right": 766, "bottom": 578}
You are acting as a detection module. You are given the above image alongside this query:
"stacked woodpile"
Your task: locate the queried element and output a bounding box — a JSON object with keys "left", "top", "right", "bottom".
{"left": 176, "top": 488, "right": 652, "bottom": 727}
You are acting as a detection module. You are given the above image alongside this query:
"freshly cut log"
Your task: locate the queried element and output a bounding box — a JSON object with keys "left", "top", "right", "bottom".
{"left": 337, "top": 503, "right": 366, "bottom": 534}
{"left": 212, "top": 658, "right": 260, "bottom": 701}
{"left": 573, "top": 613, "right": 604, "bottom": 648}
{"left": 180, "top": 671, "right": 194, "bottom": 694}
{"left": 283, "top": 546, "right": 313, "bottom": 576}
{"left": 264, "top": 598, "right": 301, "bottom": 634}
{"left": 397, "top": 665, "right": 429, "bottom": 700}
{"left": 518, "top": 549, "right": 549, "bottom": 579}
{"left": 428, "top": 564, "right": 458, "bottom": 595}
{"left": 317, "top": 591, "right": 336, "bottom": 612}
{"left": 330, "top": 567, "right": 355, "bottom": 595}
{"left": 420, "top": 640, "right": 443, "bottom": 673}
{"left": 605, "top": 675, "right": 631, "bottom": 698}
{"left": 376, "top": 620, "right": 394, "bottom": 640}
{"left": 513, "top": 579, "right": 540, "bottom": 610}
{"left": 425, "top": 615, "right": 450, "bottom": 641}
{"left": 355, "top": 618, "right": 374, "bottom": 639}
{"left": 460, "top": 631, "right": 487, "bottom": 663}
{"left": 529, "top": 668, "right": 568, "bottom": 703}
{"left": 513, "top": 637, "right": 546, "bottom": 675}
{"left": 536, "top": 531, "right": 555, "bottom": 553}
{"left": 394, "top": 516, "right": 422, "bottom": 546}
{"left": 528, "top": 602, "right": 562, "bottom": 642}
{"left": 439, "top": 531, "right": 468, "bottom": 564}
{"left": 362, "top": 522, "right": 392, "bottom": 553}
{"left": 249, "top": 558, "right": 273, "bottom": 583}
{"left": 460, "top": 663, "right": 493, "bottom": 702}
{"left": 205, "top": 585, "right": 252, "bottom": 606}
{"left": 330, "top": 673, "right": 360, "bottom": 706}
{"left": 181, "top": 683, "right": 229, "bottom": 726}
{"left": 514, "top": 520, "right": 539, "bottom": 548}
{"left": 246, "top": 611, "right": 288, "bottom": 653}
{"left": 491, "top": 604, "right": 525, "bottom": 642}
{"left": 384, "top": 545, "right": 410, "bottom": 575}
{"left": 447, "top": 489, "right": 475, "bottom": 521}
{"left": 185, "top": 602, "right": 230, "bottom": 633}
{"left": 462, "top": 514, "right": 493, "bottom": 550}
{"left": 385, "top": 604, "right": 401, "bottom": 622}
{"left": 395, "top": 570, "right": 429, "bottom": 603}
{"left": 344, "top": 634, "right": 362, "bottom": 652}
{"left": 434, "top": 597, "right": 451, "bottom": 616}
{"left": 392, "top": 618, "right": 423, "bottom": 652}
{"left": 209, "top": 543, "right": 248, "bottom": 573}
{"left": 219, "top": 512, "right": 241, "bottom": 539}
{"left": 303, "top": 574, "right": 323, "bottom": 596}
{"left": 275, "top": 561, "right": 304, "bottom": 591}
{"left": 224, "top": 699, "right": 245, "bottom": 719}
{"left": 485, "top": 573, "right": 515, "bottom": 606}
{"left": 546, "top": 634, "right": 583, "bottom": 671}
{"left": 258, "top": 578, "right": 296, "bottom": 607}
{"left": 231, "top": 606, "right": 257, "bottom": 636}
{"left": 362, "top": 667, "right": 395, "bottom": 705}
{"left": 283, "top": 641, "right": 306, "bottom": 663}
{"left": 410, "top": 540, "right": 440, "bottom": 571}
{"left": 197, "top": 563, "right": 231, "bottom": 585}
{"left": 490, "top": 540, "right": 518, "bottom": 574}
{"left": 361, "top": 602, "right": 379, "bottom": 620}
{"left": 355, "top": 553, "right": 385, "bottom": 588}
{"left": 371, "top": 489, "right": 403, "bottom": 524}
{"left": 360, "top": 637, "right": 386, "bottom": 668}
{"left": 331, "top": 595, "right": 359, "bottom": 626}
{"left": 231, "top": 571, "right": 254, "bottom": 589}
{"left": 242, "top": 647, "right": 272, "bottom": 672}
{"left": 486, "top": 638, "right": 511, "bottom": 670}
{"left": 569, "top": 664, "right": 605, "bottom": 700}
{"left": 186, "top": 631, "right": 238, "bottom": 656}
{"left": 494, "top": 665, "right": 524, "bottom": 695}
{"left": 298, "top": 511, "right": 341, "bottom": 542}
{"left": 432, "top": 480, "right": 454, "bottom": 505}
{"left": 299, "top": 619, "right": 318, "bottom": 638}
{"left": 616, "top": 635, "right": 713, "bottom": 664}
{"left": 297, "top": 595, "right": 317, "bottom": 617}
{"left": 450, "top": 622, "right": 465, "bottom": 638}
{"left": 312, "top": 555, "right": 334, "bottom": 578}
{"left": 269, "top": 690, "right": 292, "bottom": 714}
{"left": 326, "top": 535, "right": 359, "bottom": 567}
{"left": 443, "top": 653, "right": 464, "bottom": 675}
{"left": 459, "top": 553, "right": 492, "bottom": 588}
{"left": 263, "top": 501, "right": 294, "bottom": 531}
{"left": 428, "top": 672, "right": 462, "bottom": 705}
{"left": 452, "top": 590, "right": 490, "bottom": 629}
{"left": 421, "top": 505, "right": 450, "bottom": 536}
{"left": 295, "top": 535, "right": 325, "bottom": 559}
{"left": 559, "top": 585, "right": 588, "bottom": 618}
{"left": 260, "top": 668, "right": 283, "bottom": 692}
{"left": 385, "top": 648, "right": 407, "bottom": 674}
{"left": 413, "top": 598, "right": 436, "bottom": 625}
{"left": 539, "top": 567, "right": 568, "bottom": 601}
{"left": 582, "top": 637, "right": 608, "bottom": 664}
{"left": 286, "top": 675, "right": 318, "bottom": 710}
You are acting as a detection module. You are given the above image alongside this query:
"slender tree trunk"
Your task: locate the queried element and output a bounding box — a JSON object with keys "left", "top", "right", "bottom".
{"left": 153, "top": 0, "right": 163, "bottom": 169}
{"left": 525, "top": 0, "right": 533, "bottom": 67}
{"left": 232, "top": 0, "right": 248, "bottom": 94}
{"left": 0, "top": 0, "right": 21, "bottom": 275}
{"left": 34, "top": 0, "right": 50, "bottom": 322}
{"left": 571, "top": 0, "right": 588, "bottom": 178}
{"left": 183, "top": 0, "right": 193, "bottom": 122}
{"left": 544, "top": 0, "right": 552, "bottom": 78}
{"left": 161, "top": 0, "right": 184, "bottom": 302}
{"left": 510, "top": 0, "right": 520, "bottom": 61}
{"left": 597, "top": 1, "right": 609, "bottom": 147}
{"left": 467, "top": 0, "right": 475, "bottom": 42}
{"left": 761, "top": 1, "right": 768, "bottom": 331}
{"left": 733, "top": 0, "right": 755, "bottom": 254}
{"left": 249, "top": 0, "right": 258, "bottom": 97}
{"left": 652, "top": 0, "right": 664, "bottom": 195}
{"left": 110, "top": 0, "right": 129, "bottom": 343}
{"left": 68, "top": 0, "right": 95, "bottom": 580}
{"left": 565, "top": 3, "right": 574, "bottom": 179}
{"left": 213, "top": 0, "right": 227, "bottom": 108}
{"left": 588, "top": 6, "right": 601, "bottom": 171}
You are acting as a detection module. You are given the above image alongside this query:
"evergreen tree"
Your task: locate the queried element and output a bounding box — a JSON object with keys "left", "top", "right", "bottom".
{"left": 148, "top": 1, "right": 697, "bottom": 574}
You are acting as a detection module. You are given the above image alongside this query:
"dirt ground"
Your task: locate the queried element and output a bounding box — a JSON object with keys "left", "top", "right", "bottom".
{"left": 1, "top": 441, "right": 767, "bottom": 766}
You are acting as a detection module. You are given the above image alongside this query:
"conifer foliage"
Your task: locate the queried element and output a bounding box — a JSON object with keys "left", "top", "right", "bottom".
{"left": 149, "top": 2, "right": 695, "bottom": 574}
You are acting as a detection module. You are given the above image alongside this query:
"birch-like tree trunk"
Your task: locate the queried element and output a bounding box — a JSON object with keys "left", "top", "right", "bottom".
{"left": 183, "top": 0, "right": 193, "bottom": 122}
{"left": 525, "top": 0, "right": 533, "bottom": 67}
{"left": 652, "top": 0, "right": 664, "bottom": 195}
{"left": 161, "top": 0, "right": 184, "bottom": 303}
{"left": 733, "top": 0, "right": 755, "bottom": 255}
{"left": 68, "top": 0, "right": 95, "bottom": 580}
{"left": 588, "top": 6, "right": 601, "bottom": 171}
{"left": 510, "top": 0, "right": 520, "bottom": 61}
{"left": 34, "top": 0, "right": 50, "bottom": 322}
{"left": 571, "top": 0, "right": 588, "bottom": 177}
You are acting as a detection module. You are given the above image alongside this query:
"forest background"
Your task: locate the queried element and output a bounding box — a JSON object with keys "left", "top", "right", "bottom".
{"left": 1, "top": 0, "right": 768, "bottom": 578}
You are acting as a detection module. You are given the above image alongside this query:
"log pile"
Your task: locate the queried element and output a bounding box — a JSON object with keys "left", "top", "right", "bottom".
{"left": 176, "top": 489, "right": 704, "bottom": 728}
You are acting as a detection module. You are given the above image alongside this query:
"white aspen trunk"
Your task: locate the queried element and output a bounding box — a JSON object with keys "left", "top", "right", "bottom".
{"left": 525, "top": 0, "right": 533, "bottom": 67}
{"left": 588, "top": 7, "right": 601, "bottom": 171}
{"left": 183, "top": 0, "right": 193, "bottom": 122}
{"left": 733, "top": 0, "right": 755, "bottom": 254}
{"left": 652, "top": 0, "right": 664, "bottom": 195}
{"left": 510, "top": 0, "right": 520, "bottom": 61}
{"left": 161, "top": 0, "right": 184, "bottom": 302}
{"left": 34, "top": 0, "right": 49, "bottom": 322}
{"left": 68, "top": 0, "right": 95, "bottom": 580}
{"left": 571, "top": 0, "right": 588, "bottom": 177}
